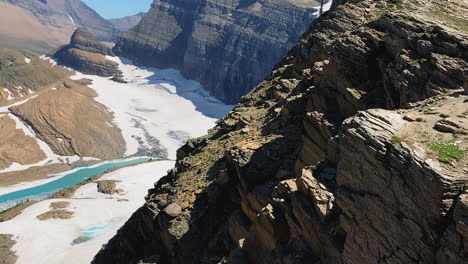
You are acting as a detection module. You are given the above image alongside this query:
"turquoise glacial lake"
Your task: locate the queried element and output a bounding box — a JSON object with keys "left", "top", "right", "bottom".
{"left": 0, "top": 158, "right": 149, "bottom": 211}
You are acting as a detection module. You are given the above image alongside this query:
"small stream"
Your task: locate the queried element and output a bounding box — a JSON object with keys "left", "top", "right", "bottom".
{"left": 0, "top": 157, "right": 149, "bottom": 211}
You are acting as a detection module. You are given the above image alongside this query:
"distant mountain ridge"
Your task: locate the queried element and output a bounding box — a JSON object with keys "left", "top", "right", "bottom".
{"left": 110, "top": 12, "right": 145, "bottom": 32}
{"left": 0, "top": 0, "right": 117, "bottom": 53}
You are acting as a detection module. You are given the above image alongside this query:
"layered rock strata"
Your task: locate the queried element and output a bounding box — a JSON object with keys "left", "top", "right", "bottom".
{"left": 54, "top": 28, "right": 124, "bottom": 81}
{"left": 0, "top": 115, "right": 46, "bottom": 170}
{"left": 113, "top": 0, "right": 325, "bottom": 103}
{"left": 10, "top": 80, "right": 126, "bottom": 160}
{"left": 94, "top": 0, "right": 468, "bottom": 263}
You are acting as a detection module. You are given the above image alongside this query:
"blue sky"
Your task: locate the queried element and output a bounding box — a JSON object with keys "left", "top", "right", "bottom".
{"left": 83, "top": 0, "right": 153, "bottom": 19}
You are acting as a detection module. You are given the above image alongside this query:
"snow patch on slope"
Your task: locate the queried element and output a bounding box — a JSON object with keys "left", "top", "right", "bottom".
{"left": 67, "top": 14, "right": 76, "bottom": 27}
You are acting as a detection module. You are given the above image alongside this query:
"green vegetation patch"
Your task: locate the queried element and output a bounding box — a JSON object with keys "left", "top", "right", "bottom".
{"left": 0, "top": 48, "right": 70, "bottom": 91}
{"left": 410, "top": 58, "right": 428, "bottom": 67}
{"left": 390, "top": 136, "right": 403, "bottom": 144}
{"left": 428, "top": 141, "right": 466, "bottom": 163}
{"left": 428, "top": 4, "right": 468, "bottom": 33}
{"left": 388, "top": 0, "right": 404, "bottom": 9}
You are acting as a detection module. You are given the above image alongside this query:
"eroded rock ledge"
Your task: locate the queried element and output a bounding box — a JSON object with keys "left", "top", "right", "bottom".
{"left": 93, "top": 0, "right": 468, "bottom": 263}
{"left": 54, "top": 28, "right": 124, "bottom": 82}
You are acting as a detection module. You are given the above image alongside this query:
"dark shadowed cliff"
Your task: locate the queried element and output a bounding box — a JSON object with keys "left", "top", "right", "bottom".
{"left": 112, "top": 0, "right": 326, "bottom": 104}
{"left": 94, "top": 0, "right": 468, "bottom": 263}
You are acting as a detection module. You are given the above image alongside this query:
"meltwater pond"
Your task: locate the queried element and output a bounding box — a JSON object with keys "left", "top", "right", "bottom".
{"left": 71, "top": 218, "right": 122, "bottom": 245}
{"left": 0, "top": 158, "right": 149, "bottom": 211}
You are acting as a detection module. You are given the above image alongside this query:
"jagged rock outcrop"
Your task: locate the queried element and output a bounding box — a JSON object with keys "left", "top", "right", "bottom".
{"left": 93, "top": 0, "right": 468, "bottom": 263}
{"left": 0, "top": 0, "right": 117, "bottom": 53}
{"left": 113, "top": 0, "right": 327, "bottom": 103}
{"left": 54, "top": 28, "right": 124, "bottom": 81}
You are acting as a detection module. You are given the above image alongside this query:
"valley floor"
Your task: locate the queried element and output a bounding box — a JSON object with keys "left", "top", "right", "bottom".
{"left": 0, "top": 56, "right": 233, "bottom": 263}
{"left": 0, "top": 160, "right": 175, "bottom": 264}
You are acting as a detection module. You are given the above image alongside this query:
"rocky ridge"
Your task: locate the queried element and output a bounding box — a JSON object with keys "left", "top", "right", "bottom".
{"left": 113, "top": 0, "right": 326, "bottom": 103}
{"left": 54, "top": 28, "right": 124, "bottom": 82}
{"left": 94, "top": 0, "right": 467, "bottom": 263}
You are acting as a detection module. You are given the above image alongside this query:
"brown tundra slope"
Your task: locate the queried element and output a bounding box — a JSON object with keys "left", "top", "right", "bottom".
{"left": 0, "top": 48, "right": 125, "bottom": 180}
{"left": 93, "top": 0, "right": 468, "bottom": 263}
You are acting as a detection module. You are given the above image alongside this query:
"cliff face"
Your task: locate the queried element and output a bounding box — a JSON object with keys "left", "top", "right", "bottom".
{"left": 94, "top": 0, "right": 468, "bottom": 263}
{"left": 113, "top": 0, "right": 324, "bottom": 103}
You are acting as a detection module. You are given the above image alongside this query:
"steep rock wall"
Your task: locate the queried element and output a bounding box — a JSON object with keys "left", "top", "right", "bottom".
{"left": 113, "top": 0, "right": 324, "bottom": 103}
{"left": 94, "top": 0, "right": 468, "bottom": 263}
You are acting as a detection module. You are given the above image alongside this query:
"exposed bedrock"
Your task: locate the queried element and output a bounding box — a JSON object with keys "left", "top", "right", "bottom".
{"left": 113, "top": 0, "right": 324, "bottom": 103}
{"left": 93, "top": 0, "right": 468, "bottom": 263}
{"left": 54, "top": 28, "right": 124, "bottom": 81}
{"left": 10, "top": 80, "right": 127, "bottom": 160}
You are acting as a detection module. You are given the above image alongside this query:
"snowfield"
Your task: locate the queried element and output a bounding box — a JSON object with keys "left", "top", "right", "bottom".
{"left": 72, "top": 56, "right": 234, "bottom": 158}
{"left": 0, "top": 56, "right": 232, "bottom": 182}
{"left": 0, "top": 57, "right": 233, "bottom": 264}
{"left": 0, "top": 161, "right": 175, "bottom": 264}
